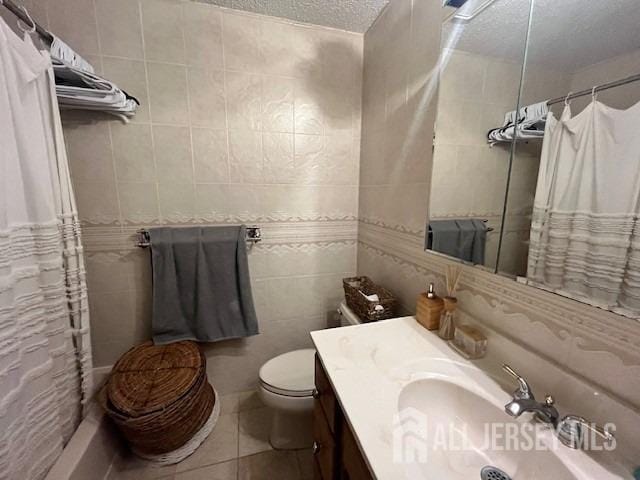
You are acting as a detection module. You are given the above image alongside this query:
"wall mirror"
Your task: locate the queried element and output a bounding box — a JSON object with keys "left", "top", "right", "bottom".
{"left": 428, "top": 0, "right": 531, "bottom": 271}
{"left": 427, "top": 0, "right": 640, "bottom": 318}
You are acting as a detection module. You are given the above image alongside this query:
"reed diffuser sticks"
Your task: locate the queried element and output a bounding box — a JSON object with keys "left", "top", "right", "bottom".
{"left": 445, "top": 265, "right": 462, "bottom": 297}
{"left": 438, "top": 265, "right": 461, "bottom": 341}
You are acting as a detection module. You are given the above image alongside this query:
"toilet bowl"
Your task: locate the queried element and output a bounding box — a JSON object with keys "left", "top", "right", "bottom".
{"left": 258, "top": 349, "right": 316, "bottom": 450}
{"left": 258, "top": 305, "right": 361, "bottom": 450}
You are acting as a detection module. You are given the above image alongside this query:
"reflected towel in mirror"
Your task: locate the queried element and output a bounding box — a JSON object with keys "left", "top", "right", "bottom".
{"left": 428, "top": 219, "right": 487, "bottom": 265}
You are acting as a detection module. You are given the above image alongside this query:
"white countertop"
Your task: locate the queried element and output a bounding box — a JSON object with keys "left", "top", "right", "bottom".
{"left": 311, "top": 316, "right": 629, "bottom": 480}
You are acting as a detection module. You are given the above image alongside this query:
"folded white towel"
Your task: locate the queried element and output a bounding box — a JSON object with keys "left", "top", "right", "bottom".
{"left": 488, "top": 100, "right": 549, "bottom": 145}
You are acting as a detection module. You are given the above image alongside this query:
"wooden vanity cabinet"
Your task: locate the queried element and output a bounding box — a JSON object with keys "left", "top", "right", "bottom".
{"left": 313, "top": 355, "right": 374, "bottom": 480}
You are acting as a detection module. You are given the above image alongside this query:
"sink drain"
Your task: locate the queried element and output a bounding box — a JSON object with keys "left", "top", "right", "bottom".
{"left": 480, "top": 466, "right": 512, "bottom": 480}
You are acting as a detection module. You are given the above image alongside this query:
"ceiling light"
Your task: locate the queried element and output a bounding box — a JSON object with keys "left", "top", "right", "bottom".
{"left": 443, "top": 0, "right": 499, "bottom": 23}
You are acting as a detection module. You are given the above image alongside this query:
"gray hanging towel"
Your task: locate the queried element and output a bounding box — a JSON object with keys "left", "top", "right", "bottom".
{"left": 428, "top": 220, "right": 460, "bottom": 258}
{"left": 149, "top": 225, "right": 259, "bottom": 345}
{"left": 428, "top": 219, "right": 486, "bottom": 264}
{"left": 455, "top": 219, "right": 477, "bottom": 262}
{"left": 470, "top": 219, "right": 488, "bottom": 265}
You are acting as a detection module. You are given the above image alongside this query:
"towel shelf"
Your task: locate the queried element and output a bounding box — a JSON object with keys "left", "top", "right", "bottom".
{"left": 135, "top": 226, "right": 262, "bottom": 248}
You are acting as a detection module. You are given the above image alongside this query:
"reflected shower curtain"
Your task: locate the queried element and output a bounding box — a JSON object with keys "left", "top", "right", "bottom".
{"left": 527, "top": 98, "right": 640, "bottom": 317}
{"left": 0, "top": 18, "right": 92, "bottom": 480}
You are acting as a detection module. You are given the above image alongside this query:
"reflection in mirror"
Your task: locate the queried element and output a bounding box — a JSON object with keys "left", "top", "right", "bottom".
{"left": 427, "top": 0, "right": 530, "bottom": 270}
{"left": 499, "top": 0, "right": 640, "bottom": 317}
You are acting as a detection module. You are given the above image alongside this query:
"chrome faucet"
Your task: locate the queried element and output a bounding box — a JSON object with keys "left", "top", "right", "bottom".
{"left": 501, "top": 364, "right": 615, "bottom": 450}
{"left": 502, "top": 364, "right": 559, "bottom": 426}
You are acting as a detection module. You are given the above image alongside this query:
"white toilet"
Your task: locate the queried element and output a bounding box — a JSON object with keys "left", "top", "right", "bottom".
{"left": 258, "top": 302, "right": 362, "bottom": 449}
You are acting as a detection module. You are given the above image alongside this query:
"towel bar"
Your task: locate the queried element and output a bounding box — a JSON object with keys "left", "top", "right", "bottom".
{"left": 135, "top": 226, "right": 262, "bottom": 248}
{"left": 427, "top": 220, "right": 495, "bottom": 238}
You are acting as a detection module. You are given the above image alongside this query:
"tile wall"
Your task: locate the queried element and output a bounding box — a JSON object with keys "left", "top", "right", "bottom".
{"left": 356, "top": 0, "right": 439, "bottom": 301}
{"left": 357, "top": 0, "right": 438, "bottom": 238}
{"left": 13, "top": 0, "right": 363, "bottom": 394}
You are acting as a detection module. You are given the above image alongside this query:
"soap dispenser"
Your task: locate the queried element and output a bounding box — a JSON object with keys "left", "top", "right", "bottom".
{"left": 416, "top": 283, "right": 444, "bottom": 330}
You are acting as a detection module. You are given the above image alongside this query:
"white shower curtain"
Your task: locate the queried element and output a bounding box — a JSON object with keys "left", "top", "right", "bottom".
{"left": 0, "top": 17, "right": 92, "bottom": 480}
{"left": 528, "top": 98, "right": 640, "bottom": 317}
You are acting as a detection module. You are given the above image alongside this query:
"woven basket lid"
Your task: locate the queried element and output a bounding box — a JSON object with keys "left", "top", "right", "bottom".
{"left": 107, "top": 341, "right": 204, "bottom": 417}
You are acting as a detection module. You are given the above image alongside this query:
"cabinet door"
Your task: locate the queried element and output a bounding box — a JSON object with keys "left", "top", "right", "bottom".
{"left": 314, "top": 355, "right": 337, "bottom": 433}
{"left": 341, "top": 421, "right": 373, "bottom": 480}
{"left": 313, "top": 458, "right": 323, "bottom": 480}
{"left": 313, "top": 401, "right": 336, "bottom": 480}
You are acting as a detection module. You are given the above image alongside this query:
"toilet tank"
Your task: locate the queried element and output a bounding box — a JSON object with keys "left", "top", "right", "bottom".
{"left": 338, "top": 301, "right": 362, "bottom": 327}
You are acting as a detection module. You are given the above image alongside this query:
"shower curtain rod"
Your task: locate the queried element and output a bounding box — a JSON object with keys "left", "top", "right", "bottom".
{"left": 0, "top": 0, "right": 53, "bottom": 43}
{"left": 547, "top": 72, "right": 640, "bottom": 106}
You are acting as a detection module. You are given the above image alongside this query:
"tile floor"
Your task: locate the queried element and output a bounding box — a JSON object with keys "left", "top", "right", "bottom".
{"left": 106, "top": 390, "right": 314, "bottom": 480}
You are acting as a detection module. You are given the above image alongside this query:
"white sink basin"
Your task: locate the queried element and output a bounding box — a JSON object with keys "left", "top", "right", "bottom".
{"left": 312, "top": 317, "right": 631, "bottom": 480}
{"left": 397, "top": 378, "right": 579, "bottom": 480}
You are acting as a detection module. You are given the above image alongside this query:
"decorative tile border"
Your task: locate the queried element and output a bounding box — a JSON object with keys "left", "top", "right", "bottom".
{"left": 358, "top": 217, "right": 425, "bottom": 237}
{"left": 358, "top": 221, "right": 640, "bottom": 359}
{"left": 358, "top": 213, "right": 530, "bottom": 238}
{"left": 81, "top": 220, "right": 358, "bottom": 252}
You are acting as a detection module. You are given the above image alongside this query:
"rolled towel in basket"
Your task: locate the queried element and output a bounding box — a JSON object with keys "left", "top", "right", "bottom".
{"left": 359, "top": 291, "right": 384, "bottom": 311}
{"left": 359, "top": 291, "right": 380, "bottom": 302}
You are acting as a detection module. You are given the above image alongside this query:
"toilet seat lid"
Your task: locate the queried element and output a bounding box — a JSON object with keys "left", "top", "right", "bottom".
{"left": 259, "top": 349, "right": 316, "bottom": 394}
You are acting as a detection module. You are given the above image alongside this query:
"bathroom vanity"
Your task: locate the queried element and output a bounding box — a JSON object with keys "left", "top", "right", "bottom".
{"left": 311, "top": 317, "right": 631, "bottom": 480}
{"left": 313, "top": 353, "right": 373, "bottom": 480}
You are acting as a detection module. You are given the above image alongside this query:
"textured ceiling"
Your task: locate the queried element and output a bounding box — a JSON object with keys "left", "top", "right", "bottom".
{"left": 444, "top": 0, "right": 640, "bottom": 71}
{"left": 195, "top": 0, "right": 390, "bottom": 33}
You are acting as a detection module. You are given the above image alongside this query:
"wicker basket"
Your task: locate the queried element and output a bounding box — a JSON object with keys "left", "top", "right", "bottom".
{"left": 342, "top": 276, "right": 397, "bottom": 322}
{"left": 100, "top": 341, "right": 215, "bottom": 456}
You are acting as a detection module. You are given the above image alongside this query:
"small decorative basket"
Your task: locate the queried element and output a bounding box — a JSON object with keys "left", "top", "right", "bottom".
{"left": 342, "top": 276, "right": 397, "bottom": 322}
{"left": 100, "top": 341, "right": 217, "bottom": 463}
